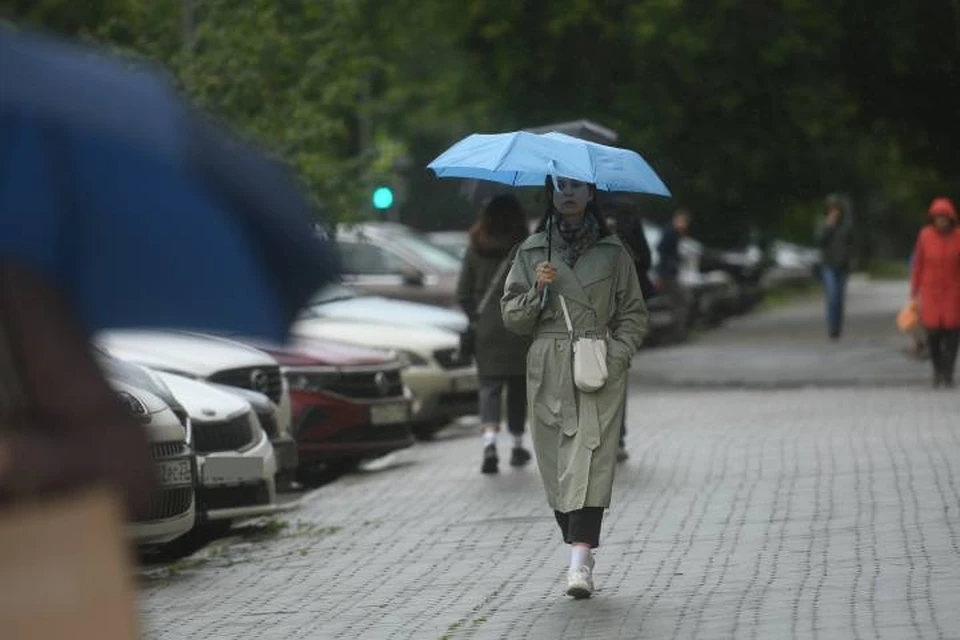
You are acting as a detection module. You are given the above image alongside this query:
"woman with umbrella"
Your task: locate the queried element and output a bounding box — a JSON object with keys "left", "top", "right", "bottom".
{"left": 429, "top": 130, "right": 666, "bottom": 598}
{"left": 501, "top": 177, "right": 647, "bottom": 598}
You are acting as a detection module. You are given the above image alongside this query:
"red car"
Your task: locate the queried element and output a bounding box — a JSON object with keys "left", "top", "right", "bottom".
{"left": 250, "top": 338, "right": 414, "bottom": 476}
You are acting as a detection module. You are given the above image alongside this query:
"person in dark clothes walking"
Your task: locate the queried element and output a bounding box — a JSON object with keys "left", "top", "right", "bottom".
{"left": 456, "top": 195, "right": 532, "bottom": 473}
{"left": 910, "top": 197, "right": 960, "bottom": 388}
{"left": 656, "top": 209, "right": 691, "bottom": 338}
{"left": 815, "top": 194, "right": 855, "bottom": 340}
{"left": 607, "top": 208, "right": 656, "bottom": 462}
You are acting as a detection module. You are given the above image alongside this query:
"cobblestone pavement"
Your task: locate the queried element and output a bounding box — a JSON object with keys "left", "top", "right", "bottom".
{"left": 140, "top": 281, "right": 960, "bottom": 640}
{"left": 634, "top": 279, "right": 928, "bottom": 388}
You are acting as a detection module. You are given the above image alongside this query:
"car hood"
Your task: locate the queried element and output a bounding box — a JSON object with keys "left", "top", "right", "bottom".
{"left": 97, "top": 353, "right": 186, "bottom": 415}
{"left": 235, "top": 336, "right": 397, "bottom": 367}
{"left": 97, "top": 330, "right": 277, "bottom": 378}
{"left": 306, "top": 296, "right": 468, "bottom": 333}
{"left": 292, "top": 318, "right": 459, "bottom": 353}
{"left": 155, "top": 372, "right": 251, "bottom": 422}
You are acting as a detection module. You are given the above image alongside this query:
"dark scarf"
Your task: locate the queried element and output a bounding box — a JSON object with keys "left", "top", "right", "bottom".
{"left": 551, "top": 213, "right": 599, "bottom": 267}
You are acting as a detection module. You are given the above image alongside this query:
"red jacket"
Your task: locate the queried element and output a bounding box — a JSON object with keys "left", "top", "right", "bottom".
{"left": 911, "top": 200, "right": 960, "bottom": 329}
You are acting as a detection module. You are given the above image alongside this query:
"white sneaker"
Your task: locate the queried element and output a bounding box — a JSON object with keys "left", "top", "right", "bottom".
{"left": 566, "top": 564, "right": 594, "bottom": 599}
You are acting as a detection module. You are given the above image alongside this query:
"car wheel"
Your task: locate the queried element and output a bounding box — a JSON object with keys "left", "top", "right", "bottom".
{"left": 411, "top": 419, "right": 447, "bottom": 441}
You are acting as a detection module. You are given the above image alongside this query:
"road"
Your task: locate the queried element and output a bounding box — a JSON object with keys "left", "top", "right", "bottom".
{"left": 139, "top": 278, "right": 960, "bottom": 640}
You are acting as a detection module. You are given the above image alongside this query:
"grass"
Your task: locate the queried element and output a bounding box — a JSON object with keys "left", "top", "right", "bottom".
{"left": 756, "top": 281, "right": 820, "bottom": 312}
{"left": 864, "top": 259, "right": 910, "bottom": 280}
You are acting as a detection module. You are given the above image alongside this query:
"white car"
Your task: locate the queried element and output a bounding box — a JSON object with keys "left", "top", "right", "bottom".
{"left": 292, "top": 317, "right": 477, "bottom": 439}
{"left": 157, "top": 372, "right": 283, "bottom": 524}
{"left": 108, "top": 381, "right": 196, "bottom": 548}
{"left": 96, "top": 330, "right": 298, "bottom": 482}
{"left": 304, "top": 284, "right": 468, "bottom": 333}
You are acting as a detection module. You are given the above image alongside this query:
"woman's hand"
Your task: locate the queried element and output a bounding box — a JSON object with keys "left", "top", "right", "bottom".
{"left": 535, "top": 261, "right": 556, "bottom": 291}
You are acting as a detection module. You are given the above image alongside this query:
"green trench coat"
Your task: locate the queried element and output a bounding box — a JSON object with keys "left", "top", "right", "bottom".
{"left": 501, "top": 232, "right": 647, "bottom": 513}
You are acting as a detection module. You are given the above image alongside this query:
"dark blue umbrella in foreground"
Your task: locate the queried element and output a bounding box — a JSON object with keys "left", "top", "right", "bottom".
{"left": 0, "top": 29, "right": 337, "bottom": 342}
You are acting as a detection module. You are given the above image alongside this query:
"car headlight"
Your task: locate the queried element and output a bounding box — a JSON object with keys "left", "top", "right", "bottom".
{"left": 284, "top": 369, "right": 340, "bottom": 393}
{"left": 394, "top": 350, "right": 429, "bottom": 367}
{"left": 116, "top": 390, "right": 151, "bottom": 423}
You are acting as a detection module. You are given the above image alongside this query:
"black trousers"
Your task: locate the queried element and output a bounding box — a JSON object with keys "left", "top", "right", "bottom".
{"left": 554, "top": 507, "right": 604, "bottom": 548}
{"left": 927, "top": 328, "right": 960, "bottom": 382}
{"left": 478, "top": 376, "right": 527, "bottom": 435}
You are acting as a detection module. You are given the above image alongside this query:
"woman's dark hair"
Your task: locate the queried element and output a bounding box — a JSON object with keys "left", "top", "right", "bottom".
{"left": 534, "top": 177, "right": 612, "bottom": 236}
{"left": 470, "top": 193, "right": 528, "bottom": 248}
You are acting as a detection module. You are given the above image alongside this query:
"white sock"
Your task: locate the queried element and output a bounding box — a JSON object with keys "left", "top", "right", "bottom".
{"left": 482, "top": 430, "right": 497, "bottom": 447}
{"left": 570, "top": 546, "right": 592, "bottom": 569}
{"left": 513, "top": 435, "right": 524, "bottom": 449}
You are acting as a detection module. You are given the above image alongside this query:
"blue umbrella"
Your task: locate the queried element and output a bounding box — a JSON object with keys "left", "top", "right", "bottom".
{"left": 427, "top": 130, "right": 671, "bottom": 196}
{"left": 0, "top": 29, "right": 337, "bottom": 343}
{"left": 428, "top": 130, "right": 671, "bottom": 308}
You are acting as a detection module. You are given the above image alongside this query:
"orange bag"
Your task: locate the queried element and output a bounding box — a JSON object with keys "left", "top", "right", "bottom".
{"left": 897, "top": 300, "right": 919, "bottom": 333}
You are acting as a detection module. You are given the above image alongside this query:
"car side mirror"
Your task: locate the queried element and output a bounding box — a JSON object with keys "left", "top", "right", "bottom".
{"left": 400, "top": 266, "right": 424, "bottom": 286}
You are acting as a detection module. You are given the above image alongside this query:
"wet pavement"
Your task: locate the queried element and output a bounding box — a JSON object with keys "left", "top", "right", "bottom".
{"left": 139, "top": 279, "right": 960, "bottom": 639}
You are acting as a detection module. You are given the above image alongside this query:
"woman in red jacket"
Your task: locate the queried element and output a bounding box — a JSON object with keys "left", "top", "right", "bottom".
{"left": 910, "top": 197, "right": 960, "bottom": 388}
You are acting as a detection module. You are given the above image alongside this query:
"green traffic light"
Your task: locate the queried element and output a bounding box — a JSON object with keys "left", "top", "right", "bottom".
{"left": 372, "top": 186, "right": 394, "bottom": 209}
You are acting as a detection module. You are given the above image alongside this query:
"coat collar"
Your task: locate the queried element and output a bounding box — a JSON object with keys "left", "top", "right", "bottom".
{"left": 519, "top": 232, "right": 621, "bottom": 307}
{"left": 522, "top": 231, "right": 620, "bottom": 249}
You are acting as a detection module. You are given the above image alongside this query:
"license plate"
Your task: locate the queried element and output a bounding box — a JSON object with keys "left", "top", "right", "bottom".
{"left": 370, "top": 402, "right": 409, "bottom": 425}
{"left": 156, "top": 458, "right": 193, "bottom": 488}
{"left": 452, "top": 374, "right": 478, "bottom": 392}
{"left": 650, "top": 311, "right": 674, "bottom": 326}
{"left": 202, "top": 456, "right": 264, "bottom": 485}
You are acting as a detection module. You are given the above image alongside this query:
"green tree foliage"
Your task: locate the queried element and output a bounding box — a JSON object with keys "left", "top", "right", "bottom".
{"left": 3, "top": 0, "right": 959, "bottom": 253}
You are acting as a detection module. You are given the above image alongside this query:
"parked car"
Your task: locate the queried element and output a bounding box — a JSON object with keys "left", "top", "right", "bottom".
{"left": 304, "top": 283, "right": 468, "bottom": 334}
{"left": 96, "top": 330, "right": 298, "bottom": 483}
{"left": 643, "top": 221, "right": 736, "bottom": 330}
{"left": 108, "top": 380, "right": 196, "bottom": 549}
{"left": 334, "top": 222, "right": 462, "bottom": 308}
{"left": 291, "top": 318, "right": 477, "bottom": 440}
{"left": 763, "top": 240, "right": 821, "bottom": 288}
{"left": 246, "top": 338, "right": 415, "bottom": 475}
{"left": 680, "top": 237, "right": 741, "bottom": 326}
{"left": 426, "top": 230, "right": 470, "bottom": 260}
{"left": 157, "top": 372, "right": 281, "bottom": 525}
{"left": 700, "top": 243, "right": 769, "bottom": 313}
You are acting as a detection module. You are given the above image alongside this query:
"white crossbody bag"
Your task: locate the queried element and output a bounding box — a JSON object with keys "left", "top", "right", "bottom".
{"left": 559, "top": 294, "right": 608, "bottom": 392}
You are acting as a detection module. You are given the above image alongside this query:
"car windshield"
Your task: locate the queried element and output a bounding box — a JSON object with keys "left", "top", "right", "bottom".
{"left": 389, "top": 233, "right": 462, "bottom": 273}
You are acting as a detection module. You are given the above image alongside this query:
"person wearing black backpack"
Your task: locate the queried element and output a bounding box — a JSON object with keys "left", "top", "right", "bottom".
{"left": 607, "top": 207, "right": 655, "bottom": 462}
{"left": 456, "top": 195, "right": 532, "bottom": 474}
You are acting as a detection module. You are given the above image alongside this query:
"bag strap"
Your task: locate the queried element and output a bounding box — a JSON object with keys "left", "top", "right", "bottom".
{"left": 559, "top": 294, "right": 574, "bottom": 335}
{"left": 475, "top": 249, "right": 515, "bottom": 317}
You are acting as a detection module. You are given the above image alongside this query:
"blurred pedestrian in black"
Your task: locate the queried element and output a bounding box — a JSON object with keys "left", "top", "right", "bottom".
{"left": 815, "top": 194, "right": 855, "bottom": 340}
{"left": 657, "top": 209, "right": 692, "bottom": 337}
{"left": 456, "top": 195, "right": 531, "bottom": 474}
{"left": 607, "top": 207, "right": 655, "bottom": 462}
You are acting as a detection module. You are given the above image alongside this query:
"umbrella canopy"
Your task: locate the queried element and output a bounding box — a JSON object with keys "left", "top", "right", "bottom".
{"left": 457, "top": 120, "right": 619, "bottom": 205}
{"left": 428, "top": 130, "right": 670, "bottom": 196}
{"left": 0, "top": 29, "right": 337, "bottom": 343}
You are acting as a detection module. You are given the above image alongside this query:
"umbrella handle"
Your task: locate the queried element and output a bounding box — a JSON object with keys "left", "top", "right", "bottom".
{"left": 539, "top": 211, "right": 553, "bottom": 312}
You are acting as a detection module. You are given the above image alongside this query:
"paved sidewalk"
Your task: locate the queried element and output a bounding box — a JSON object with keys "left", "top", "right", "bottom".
{"left": 633, "top": 279, "right": 928, "bottom": 388}
{"left": 140, "top": 383, "right": 960, "bottom": 639}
